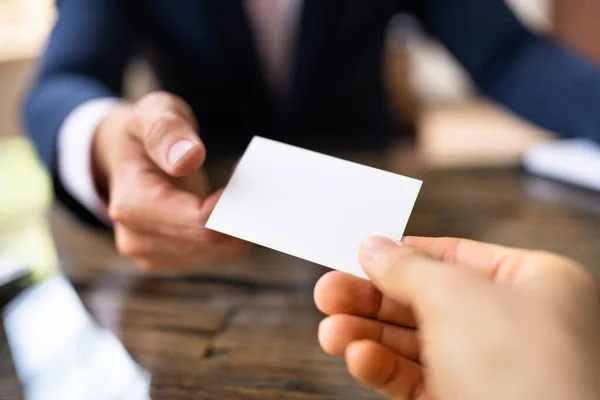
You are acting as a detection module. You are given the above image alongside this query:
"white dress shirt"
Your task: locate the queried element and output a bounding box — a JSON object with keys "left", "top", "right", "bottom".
{"left": 57, "top": 0, "right": 302, "bottom": 220}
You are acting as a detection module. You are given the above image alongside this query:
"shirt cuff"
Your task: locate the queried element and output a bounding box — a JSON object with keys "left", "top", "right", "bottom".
{"left": 57, "top": 98, "right": 119, "bottom": 225}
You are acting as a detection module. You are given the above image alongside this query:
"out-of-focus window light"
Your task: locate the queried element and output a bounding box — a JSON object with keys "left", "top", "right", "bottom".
{"left": 0, "top": 0, "right": 55, "bottom": 63}
{"left": 385, "top": 0, "right": 552, "bottom": 106}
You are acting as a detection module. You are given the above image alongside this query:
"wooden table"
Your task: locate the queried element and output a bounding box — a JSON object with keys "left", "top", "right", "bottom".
{"left": 5, "top": 150, "right": 600, "bottom": 399}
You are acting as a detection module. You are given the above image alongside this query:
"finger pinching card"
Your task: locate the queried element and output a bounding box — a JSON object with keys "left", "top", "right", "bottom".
{"left": 206, "top": 136, "right": 422, "bottom": 279}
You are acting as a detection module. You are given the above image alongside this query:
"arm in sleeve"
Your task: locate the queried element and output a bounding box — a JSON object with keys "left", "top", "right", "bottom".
{"left": 23, "top": 0, "right": 131, "bottom": 226}
{"left": 57, "top": 98, "right": 119, "bottom": 225}
{"left": 420, "top": 0, "right": 600, "bottom": 143}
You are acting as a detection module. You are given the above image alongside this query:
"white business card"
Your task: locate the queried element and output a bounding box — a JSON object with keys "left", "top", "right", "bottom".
{"left": 206, "top": 136, "right": 422, "bottom": 279}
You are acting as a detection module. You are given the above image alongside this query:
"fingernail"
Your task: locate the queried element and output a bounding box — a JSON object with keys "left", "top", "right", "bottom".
{"left": 167, "top": 139, "right": 196, "bottom": 166}
{"left": 359, "top": 236, "right": 396, "bottom": 266}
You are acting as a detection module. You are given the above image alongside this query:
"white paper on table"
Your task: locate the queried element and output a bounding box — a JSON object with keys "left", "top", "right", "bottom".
{"left": 3, "top": 276, "right": 151, "bottom": 400}
{"left": 524, "top": 139, "right": 600, "bottom": 192}
{"left": 206, "top": 136, "right": 422, "bottom": 279}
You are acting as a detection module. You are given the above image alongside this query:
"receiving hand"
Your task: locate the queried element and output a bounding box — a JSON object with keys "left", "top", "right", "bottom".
{"left": 92, "top": 91, "right": 248, "bottom": 269}
{"left": 314, "top": 236, "right": 600, "bottom": 400}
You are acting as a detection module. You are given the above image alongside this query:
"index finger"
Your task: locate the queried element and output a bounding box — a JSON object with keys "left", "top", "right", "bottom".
{"left": 314, "top": 271, "right": 417, "bottom": 328}
{"left": 359, "top": 237, "right": 479, "bottom": 313}
{"left": 402, "top": 236, "right": 526, "bottom": 280}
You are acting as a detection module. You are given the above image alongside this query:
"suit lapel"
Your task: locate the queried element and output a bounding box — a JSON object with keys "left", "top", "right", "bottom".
{"left": 208, "top": 0, "right": 338, "bottom": 123}
{"left": 288, "top": 0, "right": 338, "bottom": 112}
{"left": 208, "top": 0, "right": 272, "bottom": 118}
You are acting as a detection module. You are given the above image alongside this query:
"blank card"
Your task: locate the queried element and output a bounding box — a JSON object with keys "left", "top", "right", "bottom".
{"left": 206, "top": 136, "right": 422, "bottom": 279}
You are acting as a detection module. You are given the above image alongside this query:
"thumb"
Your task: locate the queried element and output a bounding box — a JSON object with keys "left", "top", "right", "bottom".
{"left": 129, "top": 92, "right": 206, "bottom": 176}
{"left": 358, "top": 236, "right": 472, "bottom": 311}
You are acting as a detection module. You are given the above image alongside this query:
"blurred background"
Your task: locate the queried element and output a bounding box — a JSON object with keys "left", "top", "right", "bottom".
{"left": 0, "top": 0, "right": 591, "bottom": 157}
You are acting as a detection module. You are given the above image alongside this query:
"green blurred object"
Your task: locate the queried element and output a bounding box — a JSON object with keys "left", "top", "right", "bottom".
{"left": 0, "top": 137, "right": 58, "bottom": 282}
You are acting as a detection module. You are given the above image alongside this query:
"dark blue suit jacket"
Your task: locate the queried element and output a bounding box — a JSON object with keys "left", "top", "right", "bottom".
{"left": 24, "top": 0, "right": 600, "bottom": 225}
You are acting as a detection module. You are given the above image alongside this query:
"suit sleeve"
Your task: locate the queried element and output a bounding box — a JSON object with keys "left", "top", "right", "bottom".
{"left": 420, "top": 0, "right": 600, "bottom": 143}
{"left": 23, "top": 0, "right": 132, "bottom": 226}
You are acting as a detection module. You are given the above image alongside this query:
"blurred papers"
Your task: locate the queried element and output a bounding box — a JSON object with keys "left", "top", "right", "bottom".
{"left": 524, "top": 139, "right": 600, "bottom": 192}
{"left": 3, "top": 276, "right": 151, "bottom": 400}
{"left": 417, "top": 102, "right": 554, "bottom": 168}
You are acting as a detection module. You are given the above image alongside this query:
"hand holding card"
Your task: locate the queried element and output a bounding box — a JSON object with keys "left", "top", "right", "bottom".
{"left": 206, "top": 137, "right": 422, "bottom": 279}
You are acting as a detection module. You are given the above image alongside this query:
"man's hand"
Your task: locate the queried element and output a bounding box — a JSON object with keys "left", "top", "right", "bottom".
{"left": 92, "top": 91, "right": 248, "bottom": 269}
{"left": 314, "top": 236, "right": 600, "bottom": 400}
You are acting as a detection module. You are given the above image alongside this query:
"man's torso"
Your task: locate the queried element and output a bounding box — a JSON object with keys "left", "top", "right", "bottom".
{"left": 123, "top": 0, "right": 416, "bottom": 153}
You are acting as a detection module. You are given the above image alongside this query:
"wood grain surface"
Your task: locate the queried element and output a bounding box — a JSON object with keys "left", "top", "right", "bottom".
{"left": 2, "top": 150, "right": 600, "bottom": 399}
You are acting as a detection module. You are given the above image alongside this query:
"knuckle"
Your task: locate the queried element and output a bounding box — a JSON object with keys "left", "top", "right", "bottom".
{"left": 441, "top": 238, "right": 463, "bottom": 263}
{"left": 379, "top": 244, "right": 414, "bottom": 268}
{"left": 108, "top": 200, "right": 133, "bottom": 224}
{"left": 139, "top": 91, "right": 175, "bottom": 109}
{"left": 115, "top": 234, "right": 140, "bottom": 257}
{"left": 144, "top": 111, "right": 179, "bottom": 145}
{"left": 145, "top": 181, "right": 173, "bottom": 202}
